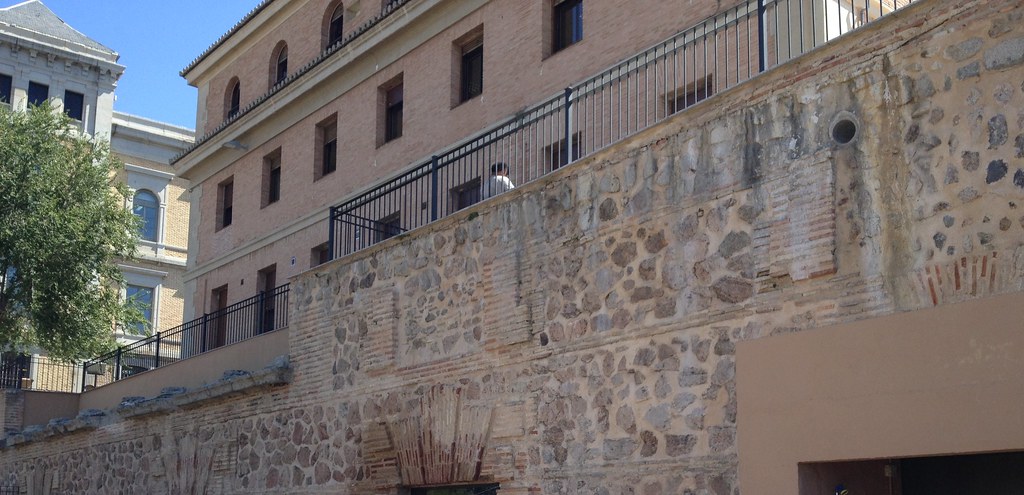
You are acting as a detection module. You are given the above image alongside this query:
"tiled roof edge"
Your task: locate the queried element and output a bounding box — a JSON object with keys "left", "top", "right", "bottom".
{"left": 179, "top": 0, "right": 277, "bottom": 78}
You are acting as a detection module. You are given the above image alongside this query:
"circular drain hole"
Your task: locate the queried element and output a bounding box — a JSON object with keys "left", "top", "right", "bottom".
{"left": 832, "top": 118, "right": 858, "bottom": 145}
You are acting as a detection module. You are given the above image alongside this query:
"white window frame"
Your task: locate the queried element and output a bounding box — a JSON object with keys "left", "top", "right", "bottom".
{"left": 119, "top": 265, "right": 167, "bottom": 342}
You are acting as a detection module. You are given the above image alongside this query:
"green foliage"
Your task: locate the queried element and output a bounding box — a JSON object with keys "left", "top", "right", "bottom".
{"left": 0, "top": 104, "right": 140, "bottom": 361}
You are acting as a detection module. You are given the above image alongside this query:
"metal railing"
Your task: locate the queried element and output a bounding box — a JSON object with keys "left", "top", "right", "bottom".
{"left": 81, "top": 284, "right": 289, "bottom": 391}
{"left": 0, "top": 354, "right": 79, "bottom": 393}
{"left": 329, "top": 0, "right": 914, "bottom": 259}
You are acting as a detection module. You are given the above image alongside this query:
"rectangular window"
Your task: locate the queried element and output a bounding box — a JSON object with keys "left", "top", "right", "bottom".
{"left": 0, "top": 74, "right": 11, "bottom": 105}
{"left": 380, "top": 75, "right": 404, "bottom": 145}
{"left": 217, "top": 178, "right": 234, "bottom": 230}
{"left": 316, "top": 116, "right": 338, "bottom": 180}
{"left": 125, "top": 285, "right": 154, "bottom": 335}
{"left": 666, "top": 76, "right": 714, "bottom": 115}
{"left": 385, "top": 83, "right": 403, "bottom": 142}
{"left": 310, "top": 242, "right": 331, "bottom": 267}
{"left": 262, "top": 149, "right": 282, "bottom": 207}
{"left": 450, "top": 177, "right": 481, "bottom": 212}
{"left": 63, "top": 90, "right": 85, "bottom": 121}
{"left": 374, "top": 213, "right": 401, "bottom": 243}
{"left": 553, "top": 0, "right": 583, "bottom": 53}
{"left": 27, "top": 81, "right": 49, "bottom": 107}
{"left": 545, "top": 132, "right": 583, "bottom": 170}
{"left": 459, "top": 38, "right": 484, "bottom": 103}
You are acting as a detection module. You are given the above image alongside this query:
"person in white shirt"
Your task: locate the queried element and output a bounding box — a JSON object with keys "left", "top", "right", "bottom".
{"left": 483, "top": 162, "right": 514, "bottom": 199}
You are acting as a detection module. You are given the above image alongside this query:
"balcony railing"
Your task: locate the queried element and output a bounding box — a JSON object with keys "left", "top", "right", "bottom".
{"left": 329, "top": 0, "right": 915, "bottom": 259}
{"left": 81, "top": 283, "right": 289, "bottom": 391}
{"left": 0, "top": 354, "right": 80, "bottom": 393}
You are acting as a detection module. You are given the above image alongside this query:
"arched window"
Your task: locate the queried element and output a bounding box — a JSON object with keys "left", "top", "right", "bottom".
{"left": 132, "top": 190, "right": 159, "bottom": 242}
{"left": 271, "top": 42, "right": 289, "bottom": 88}
{"left": 323, "top": 3, "right": 345, "bottom": 49}
{"left": 225, "top": 78, "right": 241, "bottom": 119}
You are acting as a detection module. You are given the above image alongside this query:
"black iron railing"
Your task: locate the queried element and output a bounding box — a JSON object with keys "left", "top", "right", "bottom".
{"left": 80, "top": 284, "right": 289, "bottom": 391}
{"left": 329, "top": 0, "right": 915, "bottom": 259}
{"left": 0, "top": 354, "right": 79, "bottom": 393}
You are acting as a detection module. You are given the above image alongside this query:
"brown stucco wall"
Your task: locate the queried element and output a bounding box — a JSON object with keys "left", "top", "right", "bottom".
{"left": 737, "top": 292, "right": 1024, "bottom": 494}
{"left": 2, "top": 0, "right": 1024, "bottom": 493}
{"left": 21, "top": 392, "right": 79, "bottom": 431}
{"left": 79, "top": 328, "right": 289, "bottom": 412}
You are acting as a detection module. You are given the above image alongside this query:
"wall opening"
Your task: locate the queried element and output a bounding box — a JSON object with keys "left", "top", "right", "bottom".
{"left": 407, "top": 484, "right": 500, "bottom": 495}
{"left": 799, "top": 451, "right": 1024, "bottom": 495}
{"left": 831, "top": 116, "right": 858, "bottom": 144}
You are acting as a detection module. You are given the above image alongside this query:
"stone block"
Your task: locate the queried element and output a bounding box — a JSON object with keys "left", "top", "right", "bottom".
{"left": 984, "top": 37, "right": 1024, "bottom": 70}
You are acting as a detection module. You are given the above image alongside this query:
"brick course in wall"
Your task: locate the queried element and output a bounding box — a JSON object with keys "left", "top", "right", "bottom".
{"left": 3, "top": 0, "right": 1024, "bottom": 493}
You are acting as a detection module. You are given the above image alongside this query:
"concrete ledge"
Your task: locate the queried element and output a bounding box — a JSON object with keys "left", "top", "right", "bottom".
{"left": 80, "top": 326, "right": 289, "bottom": 411}
{"left": 0, "top": 355, "right": 291, "bottom": 450}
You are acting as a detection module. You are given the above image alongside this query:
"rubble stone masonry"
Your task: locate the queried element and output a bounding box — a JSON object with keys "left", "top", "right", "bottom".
{"left": 2, "top": 0, "right": 1023, "bottom": 493}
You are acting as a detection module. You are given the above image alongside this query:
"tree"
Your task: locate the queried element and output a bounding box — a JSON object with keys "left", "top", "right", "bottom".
{"left": 0, "top": 104, "right": 140, "bottom": 361}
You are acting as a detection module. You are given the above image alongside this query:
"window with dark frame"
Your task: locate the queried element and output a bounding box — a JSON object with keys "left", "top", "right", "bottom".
{"left": 311, "top": 242, "right": 331, "bottom": 267}
{"left": 545, "top": 132, "right": 583, "bottom": 171}
{"left": 666, "top": 77, "right": 714, "bottom": 115}
{"left": 317, "top": 117, "right": 338, "bottom": 179}
{"left": 460, "top": 39, "right": 484, "bottom": 103}
{"left": 0, "top": 74, "right": 11, "bottom": 104}
{"left": 227, "top": 81, "right": 241, "bottom": 119}
{"left": 217, "top": 178, "right": 234, "bottom": 230}
{"left": 374, "top": 213, "right": 402, "bottom": 243}
{"left": 209, "top": 285, "right": 228, "bottom": 349}
{"left": 552, "top": 0, "right": 583, "bottom": 53}
{"left": 327, "top": 5, "right": 344, "bottom": 47}
{"left": 27, "top": 81, "right": 49, "bottom": 107}
{"left": 263, "top": 150, "right": 282, "bottom": 207}
{"left": 274, "top": 45, "right": 288, "bottom": 86}
{"left": 450, "top": 177, "right": 482, "bottom": 212}
{"left": 257, "top": 264, "right": 277, "bottom": 334}
{"left": 63, "top": 90, "right": 85, "bottom": 121}
{"left": 384, "top": 81, "right": 404, "bottom": 143}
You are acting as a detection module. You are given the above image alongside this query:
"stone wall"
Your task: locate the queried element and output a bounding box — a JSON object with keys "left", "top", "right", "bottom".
{"left": 2, "top": 0, "right": 1023, "bottom": 493}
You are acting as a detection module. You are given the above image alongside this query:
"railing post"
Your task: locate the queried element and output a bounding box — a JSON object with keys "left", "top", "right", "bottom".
{"left": 257, "top": 290, "right": 266, "bottom": 337}
{"left": 200, "top": 313, "right": 209, "bottom": 353}
{"left": 430, "top": 155, "right": 440, "bottom": 222}
{"left": 757, "top": 0, "right": 766, "bottom": 72}
{"left": 81, "top": 360, "right": 88, "bottom": 392}
{"left": 563, "top": 87, "right": 575, "bottom": 166}
{"left": 114, "top": 347, "right": 122, "bottom": 381}
{"left": 327, "top": 206, "right": 336, "bottom": 262}
{"left": 16, "top": 355, "right": 26, "bottom": 390}
{"left": 154, "top": 332, "right": 161, "bottom": 369}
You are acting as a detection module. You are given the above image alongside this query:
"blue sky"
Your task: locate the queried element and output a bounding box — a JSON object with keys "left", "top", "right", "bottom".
{"left": 6, "top": 1, "right": 259, "bottom": 130}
